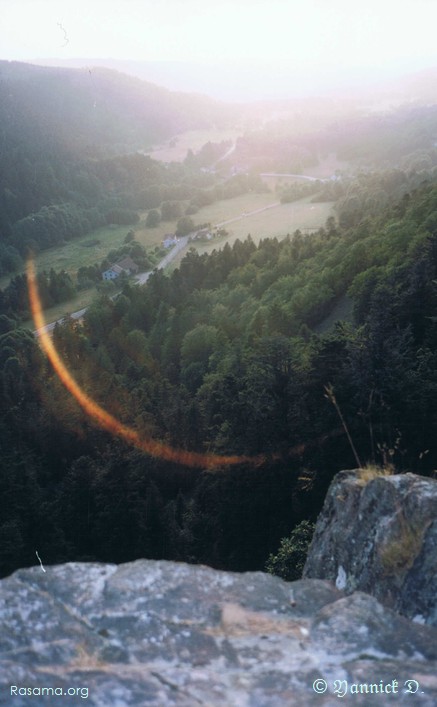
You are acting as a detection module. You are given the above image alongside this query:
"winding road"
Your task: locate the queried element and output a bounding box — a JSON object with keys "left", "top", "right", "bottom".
{"left": 34, "top": 177, "right": 328, "bottom": 337}
{"left": 260, "top": 172, "right": 328, "bottom": 182}
{"left": 34, "top": 236, "right": 190, "bottom": 336}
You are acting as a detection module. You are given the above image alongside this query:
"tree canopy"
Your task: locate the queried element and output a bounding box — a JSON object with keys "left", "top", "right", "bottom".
{"left": 2, "top": 180, "right": 437, "bottom": 578}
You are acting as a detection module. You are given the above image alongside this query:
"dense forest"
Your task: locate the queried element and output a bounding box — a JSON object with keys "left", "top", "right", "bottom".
{"left": 1, "top": 61, "right": 437, "bottom": 581}
{"left": 2, "top": 176, "right": 437, "bottom": 578}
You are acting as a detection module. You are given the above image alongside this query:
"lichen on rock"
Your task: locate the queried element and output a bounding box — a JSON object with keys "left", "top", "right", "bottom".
{"left": 304, "top": 470, "right": 437, "bottom": 626}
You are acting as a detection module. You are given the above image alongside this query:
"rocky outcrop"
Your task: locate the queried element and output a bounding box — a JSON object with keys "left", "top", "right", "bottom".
{"left": 304, "top": 470, "right": 437, "bottom": 627}
{"left": 1, "top": 559, "right": 437, "bottom": 706}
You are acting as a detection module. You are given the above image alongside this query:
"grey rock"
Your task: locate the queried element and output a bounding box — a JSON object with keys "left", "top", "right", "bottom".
{"left": 1, "top": 560, "right": 437, "bottom": 706}
{"left": 304, "top": 470, "right": 437, "bottom": 626}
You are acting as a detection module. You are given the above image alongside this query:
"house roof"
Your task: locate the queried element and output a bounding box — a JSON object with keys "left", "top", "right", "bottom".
{"left": 116, "top": 257, "right": 138, "bottom": 272}
{"left": 104, "top": 264, "right": 124, "bottom": 275}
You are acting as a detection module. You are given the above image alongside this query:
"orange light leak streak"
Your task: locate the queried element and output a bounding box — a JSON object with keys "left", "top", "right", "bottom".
{"left": 27, "top": 258, "right": 267, "bottom": 469}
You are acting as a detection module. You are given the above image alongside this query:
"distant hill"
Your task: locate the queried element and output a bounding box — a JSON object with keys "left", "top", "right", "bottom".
{"left": 400, "top": 67, "right": 437, "bottom": 104}
{"left": 0, "top": 60, "right": 233, "bottom": 156}
{"left": 33, "top": 57, "right": 437, "bottom": 104}
{"left": 0, "top": 61, "right": 237, "bottom": 270}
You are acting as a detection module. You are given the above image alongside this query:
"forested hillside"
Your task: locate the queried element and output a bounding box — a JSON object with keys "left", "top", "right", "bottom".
{"left": 0, "top": 61, "right": 233, "bottom": 277}
{"left": 227, "top": 102, "right": 437, "bottom": 173}
{"left": 2, "top": 179, "right": 437, "bottom": 578}
{"left": 0, "top": 61, "right": 228, "bottom": 154}
{"left": 1, "top": 61, "right": 437, "bottom": 581}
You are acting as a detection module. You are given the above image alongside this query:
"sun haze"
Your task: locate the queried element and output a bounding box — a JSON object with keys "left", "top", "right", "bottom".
{"left": 1, "top": 0, "right": 437, "bottom": 99}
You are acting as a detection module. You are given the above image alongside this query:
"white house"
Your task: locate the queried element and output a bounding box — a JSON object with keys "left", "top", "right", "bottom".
{"left": 102, "top": 257, "right": 139, "bottom": 281}
{"left": 163, "top": 235, "right": 179, "bottom": 249}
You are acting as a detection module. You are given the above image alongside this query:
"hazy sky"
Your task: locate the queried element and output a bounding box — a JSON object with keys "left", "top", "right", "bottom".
{"left": 1, "top": 0, "right": 437, "bottom": 98}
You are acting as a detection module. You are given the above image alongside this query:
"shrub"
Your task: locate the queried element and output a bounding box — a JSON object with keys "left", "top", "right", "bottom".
{"left": 145, "top": 209, "right": 161, "bottom": 228}
{"left": 355, "top": 464, "right": 394, "bottom": 487}
{"left": 265, "top": 520, "right": 315, "bottom": 581}
{"left": 176, "top": 216, "right": 195, "bottom": 237}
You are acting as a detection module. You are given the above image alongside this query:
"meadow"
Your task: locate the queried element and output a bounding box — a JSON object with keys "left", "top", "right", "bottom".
{"left": 137, "top": 192, "right": 280, "bottom": 246}
{"left": 21, "top": 286, "right": 97, "bottom": 331}
{"left": 0, "top": 224, "right": 129, "bottom": 292}
{"left": 1, "top": 192, "right": 280, "bottom": 289}
{"left": 177, "top": 196, "right": 334, "bottom": 260}
{"left": 218, "top": 196, "right": 332, "bottom": 239}
{"left": 56, "top": 190, "right": 328, "bottom": 271}
{"left": 16, "top": 190, "right": 332, "bottom": 328}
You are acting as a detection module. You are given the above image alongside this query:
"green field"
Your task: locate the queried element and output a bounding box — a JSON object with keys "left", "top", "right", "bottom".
{"left": 11, "top": 191, "right": 333, "bottom": 328}
{"left": 166, "top": 196, "right": 333, "bottom": 270}
{"left": 0, "top": 192, "right": 278, "bottom": 290}
{"left": 0, "top": 224, "right": 130, "bottom": 292}
{"left": 228, "top": 197, "right": 332, "bottom": 238}
{"left": 21, "top": 286, "right": 99, "bottom": 331}
{"left": 134, "top": 191, "right": 279, "bottom": 244}
{"left": 189, "top": 197, "right": 333, "bottom": 255}
{"left": 35, "top": 225, "right": 129, "bottom": 275}
{"left": 187, "top": 192, "right": 278, "bottom": 225}
{"left": 0, "top": 220, "right": 166, "bottom": 293}
{"left": 1, "top": 187, "right": 329, "bottom": 290}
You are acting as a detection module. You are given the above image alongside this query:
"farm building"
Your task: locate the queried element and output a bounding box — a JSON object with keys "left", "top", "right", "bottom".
{"left": 102, "top": 256, "right": 139, "bottom": 281}
{"left": 190, "top": 228, "right": 214, "bottom": 241}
